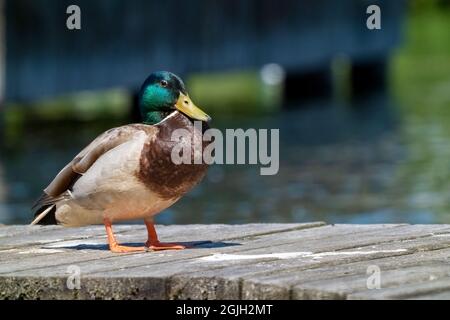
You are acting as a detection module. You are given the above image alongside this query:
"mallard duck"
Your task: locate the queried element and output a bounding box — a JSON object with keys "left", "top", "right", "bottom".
{"left": 31, "top": 71, "right": 211, "bottom": 253}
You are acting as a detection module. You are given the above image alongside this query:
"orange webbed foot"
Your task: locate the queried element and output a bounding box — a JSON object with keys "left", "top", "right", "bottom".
{"left": 145, "top": 241, "right": 187, "bottom": 251}
{"left": 109, "top": 243, "right": 146, "bottom": 253}
{"left": 104, "top": 218, "right": 146, "bottom": 253}
{"left": 144, "top": 220, "right": 188, "bottom": 251}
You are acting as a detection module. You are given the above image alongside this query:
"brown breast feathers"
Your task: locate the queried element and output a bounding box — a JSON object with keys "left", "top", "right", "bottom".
{"left": 138, "top": 112, "right": 210, "bottom": 200}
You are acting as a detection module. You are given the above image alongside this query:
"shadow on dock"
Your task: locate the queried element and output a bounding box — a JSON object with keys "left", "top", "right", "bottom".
{"left": 47, "top": 240, "right": 241, "bottom": 251}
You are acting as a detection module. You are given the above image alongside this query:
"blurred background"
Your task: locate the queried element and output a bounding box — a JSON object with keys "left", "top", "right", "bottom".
{"left": 0, "top": 0, "right": 450, "bottom": 225}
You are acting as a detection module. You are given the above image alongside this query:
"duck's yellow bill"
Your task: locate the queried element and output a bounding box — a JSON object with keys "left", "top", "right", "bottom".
{"left": 175, "top": 92, "right": 211, "bottom": 122}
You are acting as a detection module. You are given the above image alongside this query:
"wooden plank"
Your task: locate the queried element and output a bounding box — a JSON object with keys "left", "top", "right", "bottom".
{"left": 349, "top": 277, "right": 450, "bottom": 300}
{"left": 168, "top": 225, "right": 450, "bottom": 299}
{"left": 2, "top": 223, "right": 389, "bottom": 276}
{"left": 11, "top": 224, "right": 439, "bottom": 299}
{"left": 0, "top": 225, "right": 430, "bottom": 275}
{"left": 0, "top": 223, "right": 323, "bottom": 247}
{"left": 407, "top": 291, "right": 450, "bottom": 300}
{"left": 0, "top": 225, "right": 60, "bottom": 239}
{"left": 0, "top": 225, "right": 139, "bottom": 249}
{"left": 0, "top": 223, "right": 324, "bottom": 273}
{"left": 291, "top": 262, "right": 450, "bottom": 300}
{"left": 1, "top": 223, "right": 450, "bottom": 300}
{"left": 0, "top": 222, "right": 324, "bottom": 299}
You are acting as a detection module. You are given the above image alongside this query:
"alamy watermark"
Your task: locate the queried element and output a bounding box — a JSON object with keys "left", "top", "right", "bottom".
{"left": 366, "top": 5, "right": 381, "bottom": 30}
{"left": 66, "top": 5, "right": 81, "bottom": 30}
{"left": 66, "top": 4, "right": 381, "bottom": 31}
{"left": 66, "top": 265, "right": 81, "bottom": 290}
{"left": 171, "top": 122, "right": 279, "bottom": 176}
{"left": 366, "top": 265, "right": 381, "bottom": 289}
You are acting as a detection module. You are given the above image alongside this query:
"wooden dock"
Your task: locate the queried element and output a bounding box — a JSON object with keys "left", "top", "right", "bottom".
{"left": 1, "top": 222, "right": 450, "bottom": 300}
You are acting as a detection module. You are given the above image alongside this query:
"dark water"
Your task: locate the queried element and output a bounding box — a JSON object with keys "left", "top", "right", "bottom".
{"left": 1, "top": 93, "right": 449, "bottom": 225}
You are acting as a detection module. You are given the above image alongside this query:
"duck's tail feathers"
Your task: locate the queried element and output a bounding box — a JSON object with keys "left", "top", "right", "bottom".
{"left": 30, "top": 204, "right": 56, "bottom": 225}
{"left": 31, "top": 191, "right": 70, "bottom": 225}
{"left": 32, "top": 193, "right": 55, "bottom": 210}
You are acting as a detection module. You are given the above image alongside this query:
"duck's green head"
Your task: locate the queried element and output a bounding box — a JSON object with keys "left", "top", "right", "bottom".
{"left": 139, "top": 71, "right": 210, "bottom": 125}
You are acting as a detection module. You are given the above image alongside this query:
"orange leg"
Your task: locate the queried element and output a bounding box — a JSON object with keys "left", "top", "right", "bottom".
{"left": 144, "top": 220, "right": 186, "bottom": 251}
{"left": 104, "top": 218, "right": 145, "bottom": 253}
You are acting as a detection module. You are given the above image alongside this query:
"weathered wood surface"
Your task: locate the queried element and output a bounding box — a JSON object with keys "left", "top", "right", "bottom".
{"left": 1, "top": 222, "right": 450, "bottom": 300}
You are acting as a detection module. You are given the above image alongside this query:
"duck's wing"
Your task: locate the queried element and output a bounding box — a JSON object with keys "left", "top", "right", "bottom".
{"left": 31, "top": 124, "right": 155, "bottom": 225}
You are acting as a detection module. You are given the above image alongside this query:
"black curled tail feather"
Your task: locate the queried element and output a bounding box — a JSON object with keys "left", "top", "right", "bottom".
{"left": 32, "top": 204, "right": 57, "bottom": 225}
{"left": 31, "top": 192, "right": 68, "bottom": 225}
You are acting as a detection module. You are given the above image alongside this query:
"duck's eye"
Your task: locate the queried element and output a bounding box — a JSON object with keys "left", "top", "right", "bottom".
{"left": 160, "top": 80, "right": 168, "bottom": 87}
